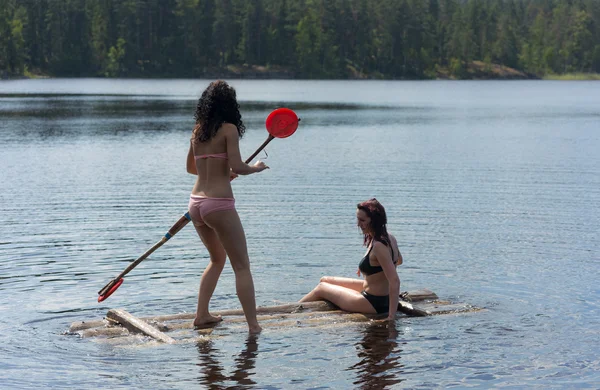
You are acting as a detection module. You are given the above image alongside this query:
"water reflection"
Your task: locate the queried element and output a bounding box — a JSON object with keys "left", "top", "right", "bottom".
{"left": 196, "top": 334, "right": 259, "bottom": 389}
{"left": 349, "top": 321, "right": 404, "bottom": 389}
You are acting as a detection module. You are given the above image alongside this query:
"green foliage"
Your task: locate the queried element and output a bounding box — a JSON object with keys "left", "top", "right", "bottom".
{"left": 0, "top": 0, "right": 598, "bottom": 78}
{"left": 449, "top": 57, "right": 465, "bottom": 79}
{"left": 104, "top": 38, "right": 126, "bottom": 77}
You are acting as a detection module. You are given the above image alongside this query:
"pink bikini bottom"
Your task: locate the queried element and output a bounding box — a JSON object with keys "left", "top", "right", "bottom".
{"left": 188, "top": 195, "right": 236, "bottom": 227}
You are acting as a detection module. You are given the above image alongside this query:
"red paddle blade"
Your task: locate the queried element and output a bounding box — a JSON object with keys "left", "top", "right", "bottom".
{"left": 265, "top": 108, "right": 299, "bottom": 138}
{"left": 97, "top": 278, "right": 124, "bottom": 302}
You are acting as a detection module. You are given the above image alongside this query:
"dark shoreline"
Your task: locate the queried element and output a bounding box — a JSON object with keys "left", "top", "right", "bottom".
{"left": 2, "top": 61, "right": 539, "bottom": 81}
{"left": 3, "top": 65, "right": 599, "bottom": 81}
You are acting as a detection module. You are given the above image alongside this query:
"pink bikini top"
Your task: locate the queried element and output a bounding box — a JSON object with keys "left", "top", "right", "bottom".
{"left": 194, "top": 153, "right": 228, "bottom": 160}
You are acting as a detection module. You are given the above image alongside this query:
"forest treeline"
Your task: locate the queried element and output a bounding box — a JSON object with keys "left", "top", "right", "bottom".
{"left": 1, "top": 0, "right": 599, "bottom": 79}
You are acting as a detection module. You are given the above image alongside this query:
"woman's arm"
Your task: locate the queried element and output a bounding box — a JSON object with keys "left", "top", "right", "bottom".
{"left": 396, "top": 248, "right": 403, "bottom": 265}
{"left": 374, "top": 242, "right": 400, "bottom": 320}
{"left": 186, "top": 142, "right": 197, "bottom": 175}
{"left": 223, "top": 124, "right": 268, "bottom": 175}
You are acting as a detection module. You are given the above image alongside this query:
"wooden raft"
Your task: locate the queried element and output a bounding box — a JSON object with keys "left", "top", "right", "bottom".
{"left": 67, "top": 289, "right": 479, "bottom": 345}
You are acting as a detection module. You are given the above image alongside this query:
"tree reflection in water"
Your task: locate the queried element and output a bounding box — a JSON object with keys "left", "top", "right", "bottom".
{"left": 349, "top": 321, "right": 404, "bottom": 389}
{"left": 196, "top": 334, "right": 259, "bottom": 389}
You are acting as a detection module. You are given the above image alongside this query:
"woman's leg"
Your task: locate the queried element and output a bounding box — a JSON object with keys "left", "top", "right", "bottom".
{"left": 299, "top": 282, "right": 377, "bottom": 314}
{"left": 318, "top": 276, "right": 364, "bottom": 292}
{"left": 203, "top": 209, "right": 261, "bottom": 333}
{"left": 193, "top": 223, "right": 227, "bottom": 327}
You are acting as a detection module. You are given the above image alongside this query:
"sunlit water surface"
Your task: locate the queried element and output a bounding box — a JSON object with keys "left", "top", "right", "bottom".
{"left": 0, "top": 79, "right": 599, "bottom": 388}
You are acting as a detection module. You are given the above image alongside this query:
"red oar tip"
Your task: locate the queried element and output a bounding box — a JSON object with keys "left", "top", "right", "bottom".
{"left": 97, "top": 278, "right": 124, "bottom": 302}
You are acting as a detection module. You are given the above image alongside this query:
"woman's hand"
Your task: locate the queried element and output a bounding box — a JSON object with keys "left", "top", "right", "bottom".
{"left": 372, "top": 317, "right": 396, "bottom": 326}
{"left": 253, "top": 160, "right": 269, "bottom": 172}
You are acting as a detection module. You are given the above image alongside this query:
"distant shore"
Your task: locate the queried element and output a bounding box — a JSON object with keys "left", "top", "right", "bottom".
{"left": 3, "top": 63, "right": 599, "bottom": 81}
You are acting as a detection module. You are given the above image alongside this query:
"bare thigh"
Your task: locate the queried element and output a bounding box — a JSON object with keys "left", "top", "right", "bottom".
{"left": 317, "top": 283, "right": 377, "bottom": 314}
{"left": 320, "top": 276, "right": 364, "bottom": 292}
{"left": 202, "top": 209, "right": 250, "bottom": 270}
{"left": 193, "top": 223, "right": 226, "bottom": 264}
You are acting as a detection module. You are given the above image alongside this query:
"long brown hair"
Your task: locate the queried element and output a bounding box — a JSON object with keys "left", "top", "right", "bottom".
{"left": 192, "top": 80, "right": 246, "bottom": 143}
{"left": 357, "top": 198, "right": 390, "bottom": 247}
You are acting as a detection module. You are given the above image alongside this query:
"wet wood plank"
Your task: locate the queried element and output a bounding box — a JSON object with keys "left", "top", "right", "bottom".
{"left": 106, "top": 309, "right": 176, "bottom": 344}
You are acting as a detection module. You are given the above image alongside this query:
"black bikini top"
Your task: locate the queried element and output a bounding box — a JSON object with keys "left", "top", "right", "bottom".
{"left": 358, "top": 242, "right": 395, "bottom": 276}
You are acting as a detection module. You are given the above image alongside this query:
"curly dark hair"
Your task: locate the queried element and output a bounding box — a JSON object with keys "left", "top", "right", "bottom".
{"left": 357, "top": 198, "right": 391, "bottom": 247}
{"left": 192, "top": 80, "right": 246, "bottom": 143}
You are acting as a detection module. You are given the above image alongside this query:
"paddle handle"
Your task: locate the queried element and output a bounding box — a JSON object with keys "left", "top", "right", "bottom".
{"left": 244, "top": 134, "right": 275, "bottom": 164}
{"left": 97, "top": 212, "right": 192, "bottom": 297}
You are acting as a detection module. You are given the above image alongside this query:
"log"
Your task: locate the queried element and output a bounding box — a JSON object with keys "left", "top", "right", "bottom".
{"left": 419, "top": 302, "right": 482, "bottom": 315}
{"left": 162, "top": 309, "right": 353, "bottom": 331}
{"left": 69, "top": 319, "right": 109, "bottom": 332}
{"left": 106, "top": 308, "right": 176, "bottom": 344}
{"left": 146, "top": 301, "right": 336, "bottom": 323}
{"left": 398, "top": 300, "right": 430, "bottom": 317}
{"left": 143, "top": 289, "right": 432, "bottom": 323}
{"left": 166, "top": 311, "right": 375, "bottom": 333}
{"left": 81, "top": 327, "right": 129, "bottom": 338}
{"left": 79, "top": 324, "right": 212, "bottom": 338}
{"left": 402, "top": 289, "right": 438, "bottom": 301}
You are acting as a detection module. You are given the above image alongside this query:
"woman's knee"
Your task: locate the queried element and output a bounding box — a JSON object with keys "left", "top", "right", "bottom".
{"left": 209, "top": 254, "right": 226, "bottom": 267}
{"left": 320, "top": 276, "right": 334, "bottom": 284}
{"left": 229, "top": 257, "right": 251, "bottom": 273}
{"left": 312, "top": 281, "right": 328, "bottom": 296}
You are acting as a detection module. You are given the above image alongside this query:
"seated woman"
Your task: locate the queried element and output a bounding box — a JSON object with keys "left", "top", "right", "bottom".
{"left": 299, "top": 198, "right": 402, "bottom": 320}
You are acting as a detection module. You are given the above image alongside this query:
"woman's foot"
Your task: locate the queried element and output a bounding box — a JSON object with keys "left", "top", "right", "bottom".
{"left": 193, "top": 314, "right": 223, "bottom": 329}
{"left": 248, "top": 324, "right": 262, "bottom": 334}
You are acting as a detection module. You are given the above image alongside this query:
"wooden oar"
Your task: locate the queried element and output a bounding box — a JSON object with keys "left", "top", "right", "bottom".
{"left": 98, "top": 108, "right": 300, "bottom": 302}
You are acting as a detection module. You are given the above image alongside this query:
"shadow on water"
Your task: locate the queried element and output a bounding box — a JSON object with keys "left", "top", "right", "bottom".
{"left": 0, "top": 96, "right": 429, "bottom": 144}
{"left": 196, "top": 333, "right": 259, "bottom": 389}
{"left": 348, "top": 321, "right": 404, "bottom": 389}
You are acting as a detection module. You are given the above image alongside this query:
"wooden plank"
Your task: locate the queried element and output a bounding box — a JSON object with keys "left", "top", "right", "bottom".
{"left": 419, "top": 302, "right": 482, "bottom": 315}
{"left": 81, "top": 327, "right": 129, "bottom": 338}
{"left": 174, "top": 311, "right": 375, "bottom": 331}
{"left": 402, "top": 289, "right": 438, "bottom": 301}
{"left": 106, "top": 308, "right": 176, "bottom": 344}
{"left": 143, "top": 289, "right": 431, "bottom": 323}
{"left": 161, "top": 309, "right": 357, "bottom": 331}
{"left": 398, "top": 300, "right": 430, "bottom": 317}
{"left": 146, "top": 301, "right": 336, "bottom": 323}
{"left": 69, "top": 319, "right": 108, "bottom": 332}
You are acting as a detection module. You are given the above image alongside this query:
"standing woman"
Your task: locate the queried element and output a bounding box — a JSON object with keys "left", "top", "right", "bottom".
{"left": 300, "top": 199, "right": 402, "bottom": 321}
{"left": 187, "top": 80, "right": 268, "bottom": 333}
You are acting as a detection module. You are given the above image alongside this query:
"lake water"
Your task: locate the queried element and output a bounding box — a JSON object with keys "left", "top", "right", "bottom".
{"left": 0, "top": 79, "right": 598, "bottom": 388}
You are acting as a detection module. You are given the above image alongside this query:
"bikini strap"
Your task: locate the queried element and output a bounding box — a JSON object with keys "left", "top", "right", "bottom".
{"left": 194, "top": 153, "right": 228, "bottom": 159}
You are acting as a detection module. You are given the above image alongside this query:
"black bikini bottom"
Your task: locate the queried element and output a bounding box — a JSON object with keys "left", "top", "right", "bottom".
{"left": 361, "top": 290, "right": 389, "bottom": 314}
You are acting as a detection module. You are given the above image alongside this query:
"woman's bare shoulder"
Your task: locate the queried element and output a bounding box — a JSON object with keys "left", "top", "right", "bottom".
{"left": 220, "top": 122, "right": 238, "bottom": 134}
{"left": 389, "top": 234, "right": 401, "bottom": 250}
{"left": 372, "top": 240, "right": 390, "bottom": 252}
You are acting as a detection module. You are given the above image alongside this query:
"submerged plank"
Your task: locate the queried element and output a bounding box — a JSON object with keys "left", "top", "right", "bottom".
{"left": 398, "top": 300, "right": 430, "bottom": 317}
{"left": 420, "top": 302, "right": 482, "bottom": 315}
{"left": 69, "top": 319, "right": 109, "bottom": 332}
{"left": 147, "top": 301, "right": 336, "bottom": 323}
{"left": 81, "top": 327, "right": 129, "bottom": 338}
{"left": 106, "top": 309, "right": 176, "bottom": 344}
{"left": 401, "top": 289, "right": 438, "bottom": 302}
{"left": 162, "top": 309, "right": 361, "bottom": 331}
